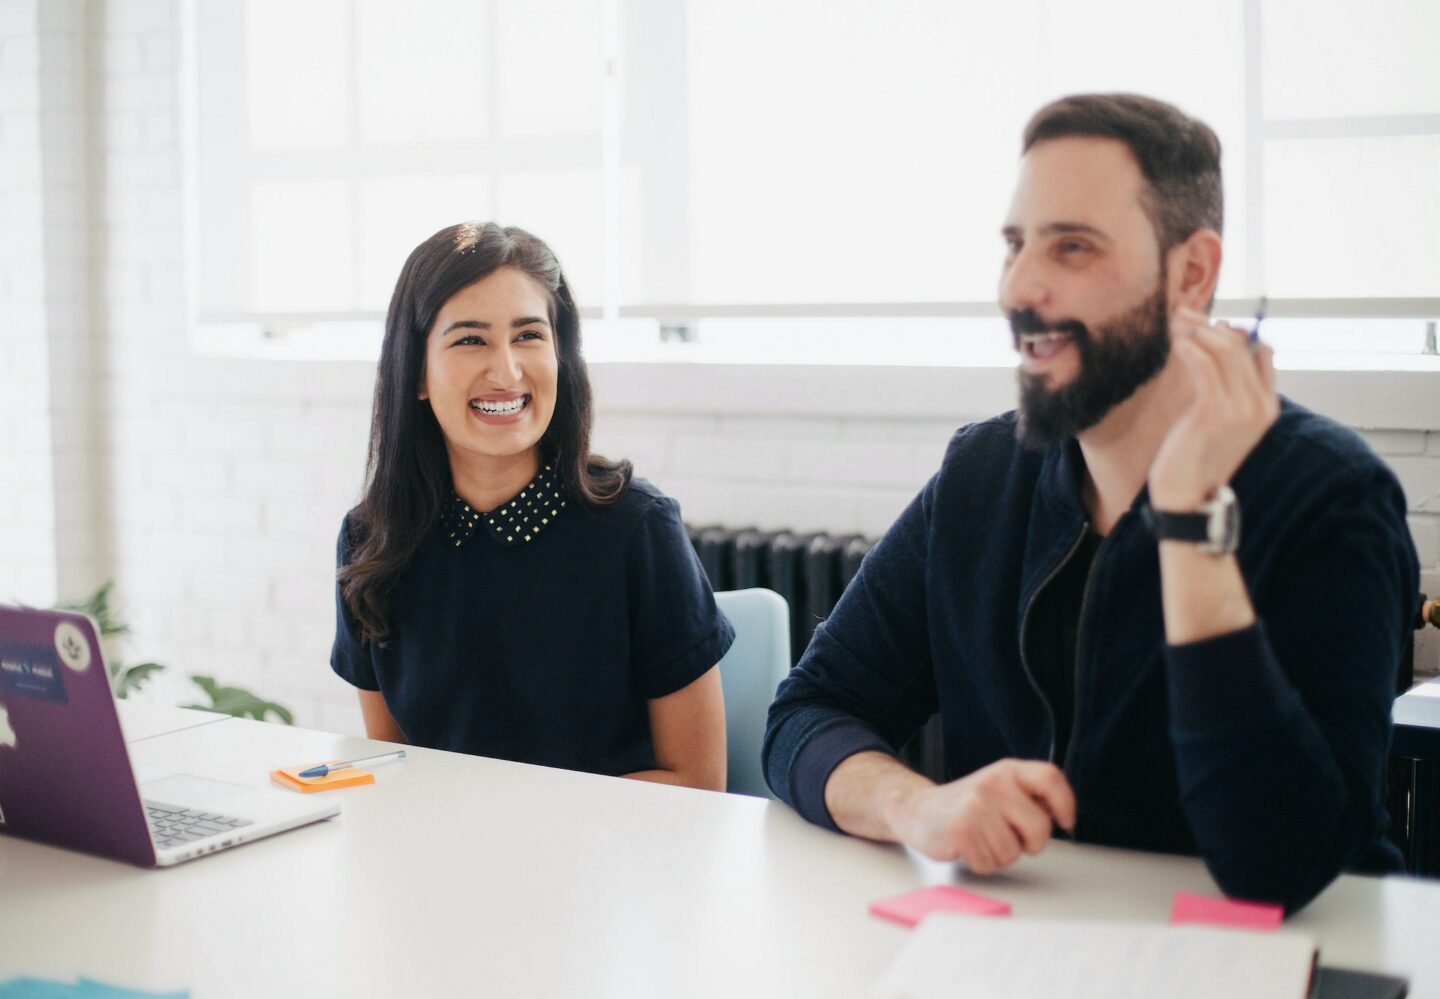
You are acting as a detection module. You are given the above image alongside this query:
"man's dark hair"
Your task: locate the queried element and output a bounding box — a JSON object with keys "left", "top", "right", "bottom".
{"left": 1022, "top": 93, "right": 1223, "bottom": 252}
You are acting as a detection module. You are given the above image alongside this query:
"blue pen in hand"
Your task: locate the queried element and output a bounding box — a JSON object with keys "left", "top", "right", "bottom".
{"left": 1249, "top": 295, "right": 1267, "bottom": 349}
{"left": 299, "top": 749, "right": 406, "bottom": 779}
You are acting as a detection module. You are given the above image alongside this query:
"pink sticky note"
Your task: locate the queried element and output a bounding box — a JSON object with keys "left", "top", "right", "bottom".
{"left": 869, "top": 885, "right": 1012, "bottom": 927}
{"left": 1170, "top": 891, "right": 1283, "bottom": 931}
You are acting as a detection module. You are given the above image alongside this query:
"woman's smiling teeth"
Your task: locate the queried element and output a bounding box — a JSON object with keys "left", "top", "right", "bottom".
{"left": 470, "top": 396, "right": 529, "bottom": 415}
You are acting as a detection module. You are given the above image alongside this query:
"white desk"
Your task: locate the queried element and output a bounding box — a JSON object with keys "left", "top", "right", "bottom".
{"left": 3, "top": 708, "right": 1439, "bottom": 998}
{"left": 117, "top": 702, "right": 232, "bottom": 743}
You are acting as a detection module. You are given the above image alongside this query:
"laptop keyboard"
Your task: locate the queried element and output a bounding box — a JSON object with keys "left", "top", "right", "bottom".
{"left": 144, "top": 801, "right": 253, "bottom": 849}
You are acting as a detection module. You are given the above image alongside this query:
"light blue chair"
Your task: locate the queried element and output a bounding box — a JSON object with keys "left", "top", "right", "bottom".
{"left": 713, "top": 588, "right": 792, "bottom": 798}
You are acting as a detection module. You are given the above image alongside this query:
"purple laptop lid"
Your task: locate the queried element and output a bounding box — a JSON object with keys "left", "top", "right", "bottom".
{"left": 0, "top": 604, "right": 157, "bottom": 866}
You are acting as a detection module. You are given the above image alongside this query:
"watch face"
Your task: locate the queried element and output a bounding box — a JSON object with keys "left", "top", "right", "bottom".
{"left": 1205, "top": 485, "right": 1241, "bottom": 554}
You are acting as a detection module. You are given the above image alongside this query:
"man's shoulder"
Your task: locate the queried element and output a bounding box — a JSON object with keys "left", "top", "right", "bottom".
{"left": 935, "top": 411, "right": 1047, "bottom": 485}
{"left": 939, "top": 411, "right": 1024, "bottom": 465}
{"left": 1260, "top": 398, "right": 1394, "bottom": 488}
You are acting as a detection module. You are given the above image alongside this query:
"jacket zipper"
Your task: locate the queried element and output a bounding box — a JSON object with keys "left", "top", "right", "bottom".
{"left": 1017, "top": 527, "right": 1088, "bottom": 766}
{"left": 1063, "top": 531, "right": 1111, "bottom": 784}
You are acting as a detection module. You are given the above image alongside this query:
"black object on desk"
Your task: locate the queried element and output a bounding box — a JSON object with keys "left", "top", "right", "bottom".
{"left": 1392, "top": 675, "right": 1440, "bottom": 877}
{"left": 1312, "top": 966, "right": 1410, "bottom": 999}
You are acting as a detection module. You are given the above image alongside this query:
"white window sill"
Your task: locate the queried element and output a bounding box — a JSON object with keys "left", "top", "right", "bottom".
{"left": 588, "top": 356, "right": 1440, "bottom": 432}
{"left": 190, "top": 320, "right": 1440, "bottom": 430}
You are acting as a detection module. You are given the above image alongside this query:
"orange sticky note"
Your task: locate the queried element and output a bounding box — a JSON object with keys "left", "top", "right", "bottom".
{"left": 869, "top": 885, "right": 1012, "bottom": 926}
{"left": 1170, "top": 891, "right": 1282, "bottom": 930}
{"left": 270, "top": 765, "right": 375, "bottom": 793}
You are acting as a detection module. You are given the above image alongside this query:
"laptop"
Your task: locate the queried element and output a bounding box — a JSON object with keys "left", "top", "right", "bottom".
{"left": 0, "top": 604, "right": 339, "bottom": 867}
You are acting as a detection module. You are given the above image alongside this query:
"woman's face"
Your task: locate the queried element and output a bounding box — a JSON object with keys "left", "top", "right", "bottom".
{"left": 420, "top": 266, "right": 559, "bottom": 477}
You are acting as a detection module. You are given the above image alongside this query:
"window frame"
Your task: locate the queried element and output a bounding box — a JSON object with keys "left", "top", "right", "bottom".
{"left": 180, "top": 0, "right": 1440, "bottom": 363}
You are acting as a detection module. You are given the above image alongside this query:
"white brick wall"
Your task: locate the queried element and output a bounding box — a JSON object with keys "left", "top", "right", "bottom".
{"left": 1, "top": 0, "right": 1437, "bottom": 740}
{"left": 1, "top": 0, "right": 59, "bottom": 606}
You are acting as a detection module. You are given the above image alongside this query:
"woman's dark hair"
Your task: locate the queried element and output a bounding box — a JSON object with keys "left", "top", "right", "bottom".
{"left": 340, "top": 222, "right": 631, "bottom": 643}
{"left": 1023, "top": 93, "right": 1223, "bottom": 253}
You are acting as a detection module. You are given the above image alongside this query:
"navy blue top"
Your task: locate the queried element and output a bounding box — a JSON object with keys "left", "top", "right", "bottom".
{"left": 332, "top": 467, "right": 734, "bottom": 777}
{"left": 765, "top": 400, "right": 1414, "bottom": 913}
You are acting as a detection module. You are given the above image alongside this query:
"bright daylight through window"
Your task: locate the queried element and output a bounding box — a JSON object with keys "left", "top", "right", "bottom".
{"left": 186, "top": 0, "right": 1440, "bottom": 363}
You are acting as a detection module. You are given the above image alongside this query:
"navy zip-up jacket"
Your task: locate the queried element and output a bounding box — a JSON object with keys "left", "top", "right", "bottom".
{"left": 764, "top": 399, "right": 1414, "bottom": 914}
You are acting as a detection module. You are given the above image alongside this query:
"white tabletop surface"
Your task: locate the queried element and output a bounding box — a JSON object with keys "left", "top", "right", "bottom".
{"left": 2, "top": 707, "right": 1439, "bottom": 998}
{"left": 117, "top": 701, "right": 232, "bottom": 743}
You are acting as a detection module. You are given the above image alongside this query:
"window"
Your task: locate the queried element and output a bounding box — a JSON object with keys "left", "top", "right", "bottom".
{"left": 186, "top": 0, "right": 1440, "bottom": 359}
{"left": 191, "top": 0, "right": 602, "bottom": 319}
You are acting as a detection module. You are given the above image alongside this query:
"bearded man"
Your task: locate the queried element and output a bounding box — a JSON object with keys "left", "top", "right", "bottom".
{"left": 762, "top": 93, "right": 1417, "bottom": 914}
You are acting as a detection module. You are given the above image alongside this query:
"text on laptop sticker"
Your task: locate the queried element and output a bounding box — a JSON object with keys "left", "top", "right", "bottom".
{"left": 0, "top": 640, "right": 70, "bottom": 705}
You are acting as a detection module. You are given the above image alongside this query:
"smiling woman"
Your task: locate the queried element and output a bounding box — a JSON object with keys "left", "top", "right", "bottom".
{"left": 331, "top": 223, "right": 734, "bottom": 792}
{"left": 419, "top": 268, "right": 562, "bottom": 512}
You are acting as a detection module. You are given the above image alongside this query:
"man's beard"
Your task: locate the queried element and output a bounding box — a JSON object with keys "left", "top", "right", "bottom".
{"left": 1011, "top": 282, "right": 1171, "bottom": 451}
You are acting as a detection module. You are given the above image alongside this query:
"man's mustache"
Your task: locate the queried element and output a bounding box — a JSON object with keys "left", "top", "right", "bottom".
{"left": 1008, "top": 309, "right": 1091, "bottom": 350}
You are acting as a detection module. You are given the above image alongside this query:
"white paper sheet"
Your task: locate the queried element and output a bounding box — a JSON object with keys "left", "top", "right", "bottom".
{"left": 870, "top": 915, "right": 1315, "bottom": 999}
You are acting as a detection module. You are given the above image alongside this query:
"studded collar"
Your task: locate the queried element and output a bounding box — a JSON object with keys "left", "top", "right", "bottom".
{"left": 440, "top": 462, "right": 568, "bottom": 548}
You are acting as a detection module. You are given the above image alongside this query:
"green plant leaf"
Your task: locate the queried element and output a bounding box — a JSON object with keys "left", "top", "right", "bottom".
{"left": 52, "top": 585, "right": 292, "bottom": 726}
{"left": 113, "top": 661, "right": 166, "bottom": 699}
{"left": 185, "top": 674, "right": 294, "bottom": 725}
{"left": 56, "top": 580, "right": 130, "bottom": 639}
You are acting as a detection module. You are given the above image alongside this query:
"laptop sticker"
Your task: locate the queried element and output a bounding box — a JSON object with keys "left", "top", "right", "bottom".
{"left": 0, "top": 702, "right": 9, "bottom": 824}
{"left": 54, "top": 621, "right": 92, "bottom": 671}
{"left": 0, "top": 640, "right": 70, "bottom": 705}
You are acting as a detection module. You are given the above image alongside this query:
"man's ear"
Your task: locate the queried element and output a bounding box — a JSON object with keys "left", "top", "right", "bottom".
{"left": 1167, "top": 228, "right": 1222, "bottom": 312}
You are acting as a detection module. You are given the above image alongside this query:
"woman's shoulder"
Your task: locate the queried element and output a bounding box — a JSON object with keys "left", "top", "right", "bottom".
{"left": 579, "top": 474, "right": 674, "bottom": 525}
{"left": 335, "top": 507, "right": 375, "bottom": 566}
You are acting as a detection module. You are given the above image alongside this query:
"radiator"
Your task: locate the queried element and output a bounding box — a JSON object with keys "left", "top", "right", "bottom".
{"left": 686, "top": 525, "right": 874, "bottom": 665}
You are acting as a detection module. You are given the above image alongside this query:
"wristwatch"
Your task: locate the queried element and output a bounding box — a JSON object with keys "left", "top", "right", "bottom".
{"left": 1141, "top": 484, "right": 1241, "bottom": 555}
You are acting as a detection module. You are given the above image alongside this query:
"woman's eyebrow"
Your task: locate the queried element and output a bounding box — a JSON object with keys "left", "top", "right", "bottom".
{"left": 441, "top": 317, "right": 550, "bottom": 336}
{"left": 441, "top": 320, "right": 490, "bottom": 336}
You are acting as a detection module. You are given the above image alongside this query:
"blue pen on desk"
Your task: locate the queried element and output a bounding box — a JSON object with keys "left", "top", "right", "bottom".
{"left": 299, "top": 749, "right": 406, "bottom": 779}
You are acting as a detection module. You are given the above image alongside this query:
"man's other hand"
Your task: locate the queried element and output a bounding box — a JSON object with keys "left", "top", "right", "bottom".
{"left": 885, "top": 759, "right": 1077, "bottom": 873}
{"left": 1148, "top": 305, "right": 1279, "bottom": 511}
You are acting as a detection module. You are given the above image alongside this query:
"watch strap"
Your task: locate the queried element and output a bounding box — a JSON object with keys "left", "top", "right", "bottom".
{"left": 1140, "top": 505, "right": 1211, "bottom": 543}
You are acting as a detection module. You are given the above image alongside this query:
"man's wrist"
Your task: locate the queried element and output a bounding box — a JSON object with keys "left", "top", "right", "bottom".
{"left": 877, "top": 774, "right": 934, "bottom": 840}
{"left": 1147, "top": 483, "right": 1212, "bottom": 511}
{"left": 1143, "top": 484, "right": 1241, "bottom": 556}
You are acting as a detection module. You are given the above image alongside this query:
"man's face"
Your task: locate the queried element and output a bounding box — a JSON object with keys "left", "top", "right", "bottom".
{"left": 998, "top": 136, "right": 1172, "bottom": 449}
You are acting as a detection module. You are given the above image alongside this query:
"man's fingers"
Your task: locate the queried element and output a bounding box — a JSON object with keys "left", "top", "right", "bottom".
{"left": 1004, "top": 793, "right": 1056, "bottom": 855}
{"left": 1171, "top": 332, "right": 1223, "bottom": 408}
{"left": 1010, "top": 761, "right": 1076, "bottom": 831}
{"left": 1190, "top": 324, "right": 1262, "bottom": 406}
{"left": 961, "top": 828, "right": 999, "bottom": 874}
{"left": 982, "top": 777, "right": 1056, "bottom": 854}
{"left": 979, "top": 813, "right": 1024, "bottom": 869}
{"left": 1257, "top": 342, "right": 1277, "bottom": 394}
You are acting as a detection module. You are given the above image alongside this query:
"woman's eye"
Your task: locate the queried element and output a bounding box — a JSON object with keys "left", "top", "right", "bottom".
{"left": 1058, "top": 241, "right": 1090, "bottom": 255}
{"left": 516, "top": 330, "right": 544, "bottom": 342}
{"left": 454, "top": 335, "right": 483, "bottom": 346}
